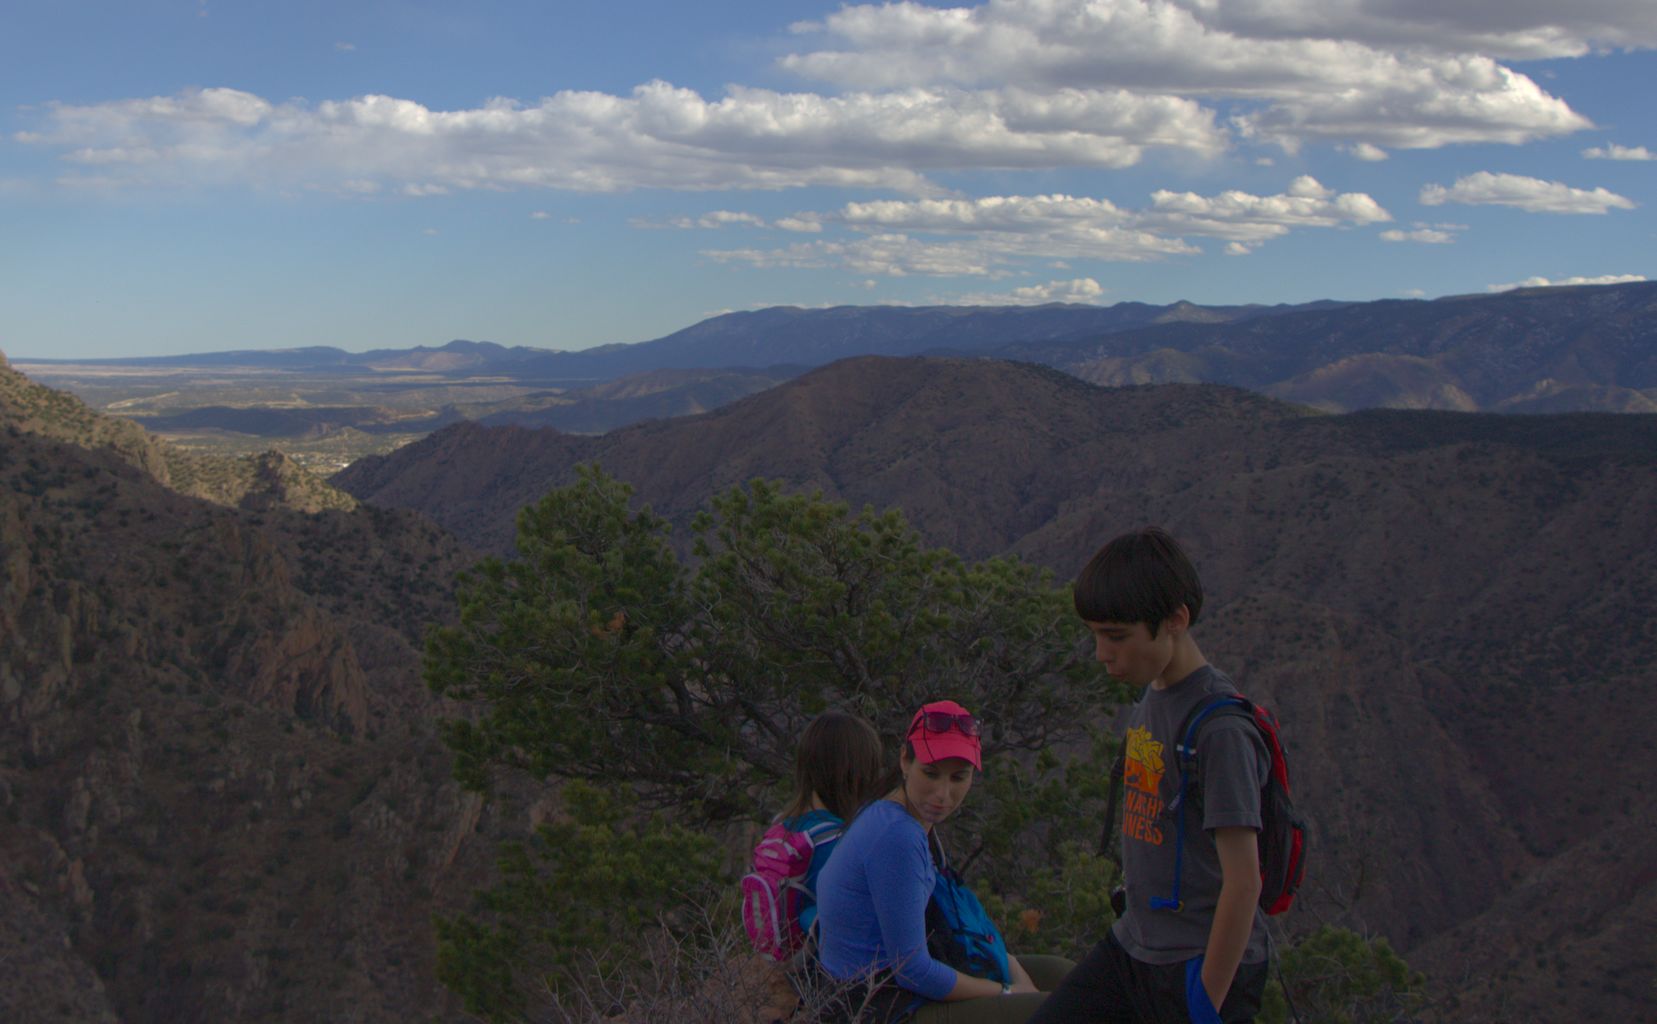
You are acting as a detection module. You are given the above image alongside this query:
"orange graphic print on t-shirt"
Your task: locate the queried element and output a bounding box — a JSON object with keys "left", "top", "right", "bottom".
{"left": 1122, "top": 725, "right": 1165, "bottom": 846}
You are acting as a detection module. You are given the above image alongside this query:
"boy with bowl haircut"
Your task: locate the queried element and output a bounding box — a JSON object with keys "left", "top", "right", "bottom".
{"left": 1030, "top": 527, "right": 1270, "bottom": 1024}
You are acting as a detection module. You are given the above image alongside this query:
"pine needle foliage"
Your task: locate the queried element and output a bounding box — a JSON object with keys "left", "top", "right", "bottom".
{"left": 424, "top": 465, "right": 1123, "bottom": 1015}
{"left": 1262, "top": 925, "right": 1427, "bottom": 1024}
{"left": 425, "top": 464, "right": 1116, "bottom": 815}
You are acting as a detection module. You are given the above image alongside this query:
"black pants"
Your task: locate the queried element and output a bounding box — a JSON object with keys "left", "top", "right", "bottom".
{"left": 1025, "top": 931, "right": 1266, "bottom": 1024}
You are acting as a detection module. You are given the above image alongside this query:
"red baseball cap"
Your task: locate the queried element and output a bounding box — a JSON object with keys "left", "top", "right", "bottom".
{"left": 906, "top": 699, "right": 982, "bottom": 769}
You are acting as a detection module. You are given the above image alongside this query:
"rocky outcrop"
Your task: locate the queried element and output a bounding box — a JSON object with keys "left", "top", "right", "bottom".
{"left": 236, "top": 450, "right": 358, "bottom": 513}
{"left": 0, "top": 868, "right": 121, "bottom": 1023}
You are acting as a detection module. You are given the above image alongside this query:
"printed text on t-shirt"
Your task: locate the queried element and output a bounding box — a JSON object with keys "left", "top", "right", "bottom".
{"left": 1122, "top": 725, "right": 1166, "bottom": 847}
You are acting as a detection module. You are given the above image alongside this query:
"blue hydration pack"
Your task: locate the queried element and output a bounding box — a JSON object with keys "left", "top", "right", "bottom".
{"left": 925, "top": 858, "right": 1011, "bottom": 986}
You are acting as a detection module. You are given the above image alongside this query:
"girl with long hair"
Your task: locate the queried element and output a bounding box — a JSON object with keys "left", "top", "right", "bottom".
{"left": 779, "top": 709, "right": 887, "bottom": 932}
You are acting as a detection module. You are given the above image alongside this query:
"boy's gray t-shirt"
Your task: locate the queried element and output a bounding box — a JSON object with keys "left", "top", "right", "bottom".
{"left": 1111, "top": 664, "right": 1271, "bottom": 965}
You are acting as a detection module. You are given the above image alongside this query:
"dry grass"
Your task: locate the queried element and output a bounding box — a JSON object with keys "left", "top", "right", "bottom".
{"left": 511, "top": 908, "right": 902, "bottom": 1024}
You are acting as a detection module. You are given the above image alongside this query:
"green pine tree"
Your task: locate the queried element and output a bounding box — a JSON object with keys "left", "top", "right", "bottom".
{"left": 425, "top": 467, "right": 1124, "bottom": 1014}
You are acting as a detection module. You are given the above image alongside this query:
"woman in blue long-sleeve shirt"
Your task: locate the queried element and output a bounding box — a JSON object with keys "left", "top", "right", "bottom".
{"left": 815, "top": 700, "right": 1071, "bottom": 1023}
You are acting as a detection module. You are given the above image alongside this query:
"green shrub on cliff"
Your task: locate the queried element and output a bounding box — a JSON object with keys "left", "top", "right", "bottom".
{"left": 1262, "top": 925, "right": 1426, "bottom": 1024}
{"left": 426, "top": 465, "right": 1118, "bottom": 1013}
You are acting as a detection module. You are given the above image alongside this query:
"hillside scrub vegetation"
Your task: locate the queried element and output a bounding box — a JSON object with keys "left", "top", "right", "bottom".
{"left": 425, "top": 466, "right": 1422, "bottom": 1022}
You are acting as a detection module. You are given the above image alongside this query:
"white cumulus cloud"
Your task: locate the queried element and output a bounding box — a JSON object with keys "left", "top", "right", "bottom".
{"left": 1421, "top": 172, "right": 1636, "bottom": 214}
{"left": 1583, "top": 143, "right": 1654, "bottom": 161}
{"left": 796, "top": 194, "right": 1193, "bottom": 264}
{"left": 703, "top": 234, "right": 1004, "bottom": 277}
{"left": 1487, "top": 273, "right": 1647, "bottom": 292}
{"left": 14, "top": 80, "right": 1229, "bottom": 197}
{"left": 1380, "top": 222, "right": 1458, "bottom": 244}
{"left": 639, "top": 211, "right": 772, "bottom": 229}
{"left": 699, "top": 178, "right": 1387, "bottom": 278}
{"left": 954, "top": 277, "right": 1108, "bottom": 304}
{"left": 847, "top": 178, "right": 1389, "bottom": 246}
{"left": 1235, "top": 56, "right": 1588, "bottom": 150}
{"left": 1144, "top": 176, "right": 1392, "bottom": 242}
{"left": 20, "top": 0, "right": 1618, "bottom": 202}
{"left": 784, "top": 0, "right": 1594, "bottom": 151}
{"left": 1380, "top": 228, "right": 1451, "bottom": 244}
{"left": 1158, "top": 0, "right": 1657, "bottom": 60}
{"left": 702, "top": 210, "right": 766, "bottom": 227}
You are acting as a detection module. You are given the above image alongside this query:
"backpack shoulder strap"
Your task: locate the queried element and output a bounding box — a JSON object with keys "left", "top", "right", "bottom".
{"left": 800, "top": 814, "right": 843, "bottom": 846}
{"left": 1174, "top": 694, "right": 1256, "bottom": 771}
{"left": 1150, "top": 694, "right": 1257, "bottom": 912}
{"left": 1099, "top": 745, "right": 1127, "bottom": 859}
{"left": 1167, "top": 694, "right": 1263, "bottom": 825}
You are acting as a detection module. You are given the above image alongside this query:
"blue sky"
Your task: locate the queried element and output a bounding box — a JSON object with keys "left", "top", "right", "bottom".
{"left": 2, "top": 0, "right": 1653, "bottom": 359}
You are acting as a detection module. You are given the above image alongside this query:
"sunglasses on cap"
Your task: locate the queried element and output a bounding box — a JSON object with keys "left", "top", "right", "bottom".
{"left": 910, "top": 710, "right": 981, "bottom": 738}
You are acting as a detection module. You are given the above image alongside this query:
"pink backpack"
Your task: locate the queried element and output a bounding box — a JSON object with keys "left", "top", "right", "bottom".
{"left": 740, "top": 815, "right": 842, "bottom": 962}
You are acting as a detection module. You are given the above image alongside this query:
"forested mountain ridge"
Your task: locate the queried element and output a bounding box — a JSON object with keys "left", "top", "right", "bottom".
{"left": 337, "top": 354, "right": 1657, "bottom": 1022}
{"left": 0, "top": 353, "right": 494, "bottom": 1022}
{"left": 1001, "top": 281, "right": 1657, "bottom": 413}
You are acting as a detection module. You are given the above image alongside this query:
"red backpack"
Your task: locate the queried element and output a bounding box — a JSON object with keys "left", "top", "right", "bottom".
{"left": 1174, "top": 695, "right": 1307, "bottom": 913}
{"left": 1103, "top": 693, "right": 1307, "bottom": 915}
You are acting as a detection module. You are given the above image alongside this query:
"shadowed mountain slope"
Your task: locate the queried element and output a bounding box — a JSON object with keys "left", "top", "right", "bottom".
{"left": 0, "top": 355, "right": 513, "bottom": 1023}
{"left": 336, "top": 354, "right": 1657, "bottom": 1022}
{"left": 335, "top": 358, "right": 1308, "bottom": 556}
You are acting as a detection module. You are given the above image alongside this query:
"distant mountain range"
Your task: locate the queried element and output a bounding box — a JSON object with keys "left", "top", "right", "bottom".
{"left": 24, "top": 282, "right": 1656, "bottom": 417}
{"left": 21, "top": 297, "right": 1331, "bottom": 380}
{"left": 337, "top": 354, "right": 1657, "bottom": 1023}
{"left": 1004, "top": 282, "right": 1657, "bottom": 413}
